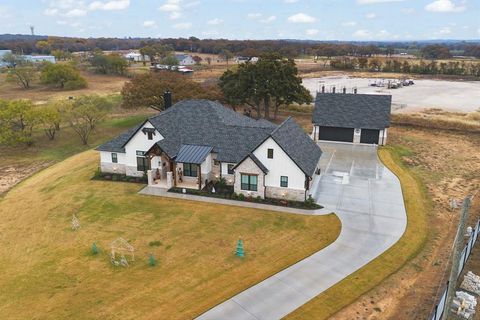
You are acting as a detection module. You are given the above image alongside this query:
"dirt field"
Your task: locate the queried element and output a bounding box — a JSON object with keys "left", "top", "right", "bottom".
{"left": 303, "top": 76, "right": 480, "bottom": 113}
{"left": 0, "top": 71, "right": 127, "bottom": 102}
{"left": 330, "top": 126, "right": 480, "bottom": 320}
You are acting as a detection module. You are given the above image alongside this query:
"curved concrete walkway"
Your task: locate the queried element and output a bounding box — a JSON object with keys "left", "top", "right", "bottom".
{"left": 196, "top": 142, "right": 407, "bottom": 320}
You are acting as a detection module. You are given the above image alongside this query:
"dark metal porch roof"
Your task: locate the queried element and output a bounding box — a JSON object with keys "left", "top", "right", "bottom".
{"left": 175, "top": 144, "right": 213, "bottom": 164}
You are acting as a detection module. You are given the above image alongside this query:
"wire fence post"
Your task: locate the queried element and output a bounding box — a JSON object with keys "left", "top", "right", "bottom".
{"left": 441, "top": 196, "right": 471, "bottom": 320}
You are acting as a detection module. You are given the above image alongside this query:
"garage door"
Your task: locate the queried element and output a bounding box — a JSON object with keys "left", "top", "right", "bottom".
{"left": 318, "top": 126, "right": 354, "bottom": 143}
{"left": 360, "top": 129, "right": 380, "bottom": 144}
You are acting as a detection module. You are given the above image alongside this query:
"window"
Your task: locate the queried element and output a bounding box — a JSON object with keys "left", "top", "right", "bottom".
{"left": 267, "top": 148, "right": 274, "bottom": 159}
{"left": 147, "top": 132, "right": 153, "bottom": 140}
{"left": 137, "top": 157, "right": 148, "bottom": 172}
{"left": 214, "top": 159, "right": 220, "bottom": 166}
{"left": 241, "top": 174, "right": 257, "bottom": 191}
{"left": 280, "top": 176, "right": 288, "bottom": 188}
{"left": 136, "top": 151, "right": 148, "bottom": 172}
{"left": 111, "top": 153, "right": 118, "bottom": 163}
{"left": 183, "top": 163, "right": 198, "bottom": 177}
{"left": 227, "top": 164, "right": 235, "bottom": 175}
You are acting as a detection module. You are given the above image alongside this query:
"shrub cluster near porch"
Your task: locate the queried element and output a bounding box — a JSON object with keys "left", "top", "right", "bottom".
{"left": 168, "top": 180, "right": 322, "bottom": 210}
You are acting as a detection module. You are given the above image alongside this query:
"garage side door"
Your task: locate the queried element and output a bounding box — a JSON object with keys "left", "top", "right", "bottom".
{"left": 360, "top": 129, "right": 380, "bottom": 144}
{"left": 318, "top": 126, "right": 354, "bottom": 143}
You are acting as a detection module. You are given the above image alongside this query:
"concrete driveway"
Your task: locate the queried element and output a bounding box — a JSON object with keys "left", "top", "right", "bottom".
{"left": 196, "top": 142, "right": 407, "bottom": 320}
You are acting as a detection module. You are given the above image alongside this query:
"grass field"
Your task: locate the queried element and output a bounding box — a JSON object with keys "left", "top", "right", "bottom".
{"left": 0, "top": 150, "right": 340, "bottom": 319}
{"left": 285, "top": 145, "right": 430, "bottom": 319}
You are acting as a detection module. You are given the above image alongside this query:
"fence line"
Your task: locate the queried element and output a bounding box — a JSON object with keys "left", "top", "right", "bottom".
{"left": 430, "top": 218, "right": 480, "bottom": 320}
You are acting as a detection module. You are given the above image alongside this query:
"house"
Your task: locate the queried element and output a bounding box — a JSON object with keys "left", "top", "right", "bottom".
{"left": 312, "top": 93, "right": 392, "bottom": 145}
{"left": 0, "top": 50, "right": 12, "bottom": 67}
{"left": 97, "top": 99, "right": 322, "bottom": 201}
{"left": 22, "top": 55, "right": 56, "bottom": 64}
{"left": 124, "top": 51, "right": 149, "bottom": 62}
{"left": 175, "top": 54, "right": 195, "bottom": 66}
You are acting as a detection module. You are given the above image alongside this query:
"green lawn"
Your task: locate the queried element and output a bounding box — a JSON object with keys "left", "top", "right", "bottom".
{"left": 0, "top": 150, "right": 340, "bottom": 319}
{"left": 285, "top": 145, "right": 430, "bottom": 319}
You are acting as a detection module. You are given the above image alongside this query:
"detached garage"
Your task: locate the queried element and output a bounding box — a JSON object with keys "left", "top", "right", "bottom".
{"left": 312, "top": 93, "right": 392, "bottom": 145}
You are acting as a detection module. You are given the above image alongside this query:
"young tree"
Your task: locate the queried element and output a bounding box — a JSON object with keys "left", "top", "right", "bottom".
{"left": 3, "top": 54, "right": 38, "bottom": 89}
{"left": 38, "top": 105, "right": 62, "bottom": 140}
{"left": 90, "top": 53, "right": 128, "bottom": 75}
{"left": 0, "top": 99, "right": 40, "bottom": 146}
{"left": 66, "top": 95, "right": 109, "bottom": 145}
{"left": 160, "top": 54, "right": 179, "bottom": 67}
{"left": 41, "top": 63, "right": 87, "bottom": 89}
{"left": 219, "top": 49, "right": 234, "bottom": 67}
{"left": 192, "top": 55, "right": 202, "bottom": 65}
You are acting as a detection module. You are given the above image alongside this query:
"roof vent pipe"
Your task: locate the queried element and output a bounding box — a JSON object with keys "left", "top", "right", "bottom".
{"left": 164, "top": 90, "right": 172, "bottom": 109}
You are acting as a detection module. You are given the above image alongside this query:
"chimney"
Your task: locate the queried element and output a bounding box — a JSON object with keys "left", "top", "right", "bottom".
{"left": 342, "top": 87, "right": 346, "bottom": 94}
{"left": 332, "top": 86, "right": 336, "bottom": 94}
{"left": 354, "top": 87, "right": 358, "bottom": 94}
{"left": 321, "top": 85, "right": 325, "bottom": 94}
{"left": 163, "top": 90, "right": 172, "bottom": 109}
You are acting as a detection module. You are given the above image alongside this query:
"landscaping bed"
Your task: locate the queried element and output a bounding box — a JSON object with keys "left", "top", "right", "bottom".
{"left": 168, "top": 179, "right": 322, "bottom": 210}
{"left": 92, "top": 170, "right": 147, "bottom": 184}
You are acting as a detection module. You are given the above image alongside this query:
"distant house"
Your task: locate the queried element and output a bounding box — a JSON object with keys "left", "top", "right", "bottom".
{"left": 97, "top": 99, "right": 322, "bottom": 201}
{"left": 0, "top": 50, "right": 12, "bottom": 67}
{"left": 22, "top": 55, "right": 56, "bottom": 64}
{"left": 312, "top": 93, "right": 392, "bottom": 145}
{"left": 175, "top": 54, "right": 195, "bottom": 66}
{"left": 124, "top": 51, "right": 149, "bottom": 62}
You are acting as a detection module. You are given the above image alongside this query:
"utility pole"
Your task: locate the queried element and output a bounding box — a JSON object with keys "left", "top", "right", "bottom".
{"left": 442, "top": 196, "right": 471, "bottom": 320}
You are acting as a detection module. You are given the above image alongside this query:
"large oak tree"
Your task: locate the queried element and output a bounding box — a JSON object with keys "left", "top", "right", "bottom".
{"left": 219, "top": 53, "right": 312, "bottom": 119}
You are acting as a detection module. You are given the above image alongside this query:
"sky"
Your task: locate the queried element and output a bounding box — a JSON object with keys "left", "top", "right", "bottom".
{"left": 0, "top": 0, "right": 479, "bottom": 41}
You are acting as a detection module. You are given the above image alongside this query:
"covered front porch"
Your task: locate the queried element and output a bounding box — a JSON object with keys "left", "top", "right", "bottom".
{"left": 146, "top": 143, "right": 213, "bottom": 191}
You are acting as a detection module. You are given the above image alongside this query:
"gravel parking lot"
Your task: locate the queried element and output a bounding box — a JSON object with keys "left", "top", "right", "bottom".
{"left": 303, "top": 76, "right": 480, "bottom": 113}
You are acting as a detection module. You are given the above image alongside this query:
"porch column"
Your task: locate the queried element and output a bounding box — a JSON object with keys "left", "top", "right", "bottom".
{"left": 172, "top": 161, "right": 177, "bottom": 187}
{"left": 198, "top": 164, "right": 202, "bottom": 190}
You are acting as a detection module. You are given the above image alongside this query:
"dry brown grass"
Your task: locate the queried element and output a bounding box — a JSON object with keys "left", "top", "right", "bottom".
{"left": 0, "top": 150, "right": 340, "bottom": 319}
{"left": 0, "top": 71, "right": 128, "bottom": 102}
{"left": 392, "top": 111, "right": 480, "bottom": 133}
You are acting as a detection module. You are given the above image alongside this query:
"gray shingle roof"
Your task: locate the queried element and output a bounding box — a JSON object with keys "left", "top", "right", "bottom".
{"left": 313, "top": 93, "right": 392, "bottom": 129}
{"left": 98, "top": 100, "right": 322, "bottom": 177}
{"left": 175, "top": 144, "right": 213, "bottom": 164}
{"left": 271, "top": 117, "right": 322, "bottom": 177}
{"left": 96, "top": 123, "right": 144, "bottom": 153}
{"left": 148, "top": 100, "right": 276, "bottom": 164}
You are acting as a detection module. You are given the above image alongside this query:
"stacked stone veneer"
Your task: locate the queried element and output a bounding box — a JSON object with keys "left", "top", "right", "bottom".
{"left": 234, "top": 157, "right": 265, "bottom": 199}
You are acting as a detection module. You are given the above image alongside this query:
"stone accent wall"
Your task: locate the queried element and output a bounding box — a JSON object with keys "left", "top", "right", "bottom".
{"left": 266, "top": 186, "right": 305, "bottom": 202}
{"left": 126, "top": 166, "right": 144, "bottom": 177}
{"left": 234, "top": 157, "right": 265, "bottom": 199}
{"left": 101, "top": 162, "right": 126, "bottom": 174}
{"left": 211, "top": 154, "right": 220, "bottom": 180}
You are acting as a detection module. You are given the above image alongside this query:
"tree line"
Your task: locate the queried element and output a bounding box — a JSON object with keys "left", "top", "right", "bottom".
{"left": 329, "top": 57, "right": 480, "bottom": 77}
{"left": 2, "top": 35, "right": 479, "bottom": 59}
{"left": 121, "top": 54, "right": 310, "bottom": 119}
